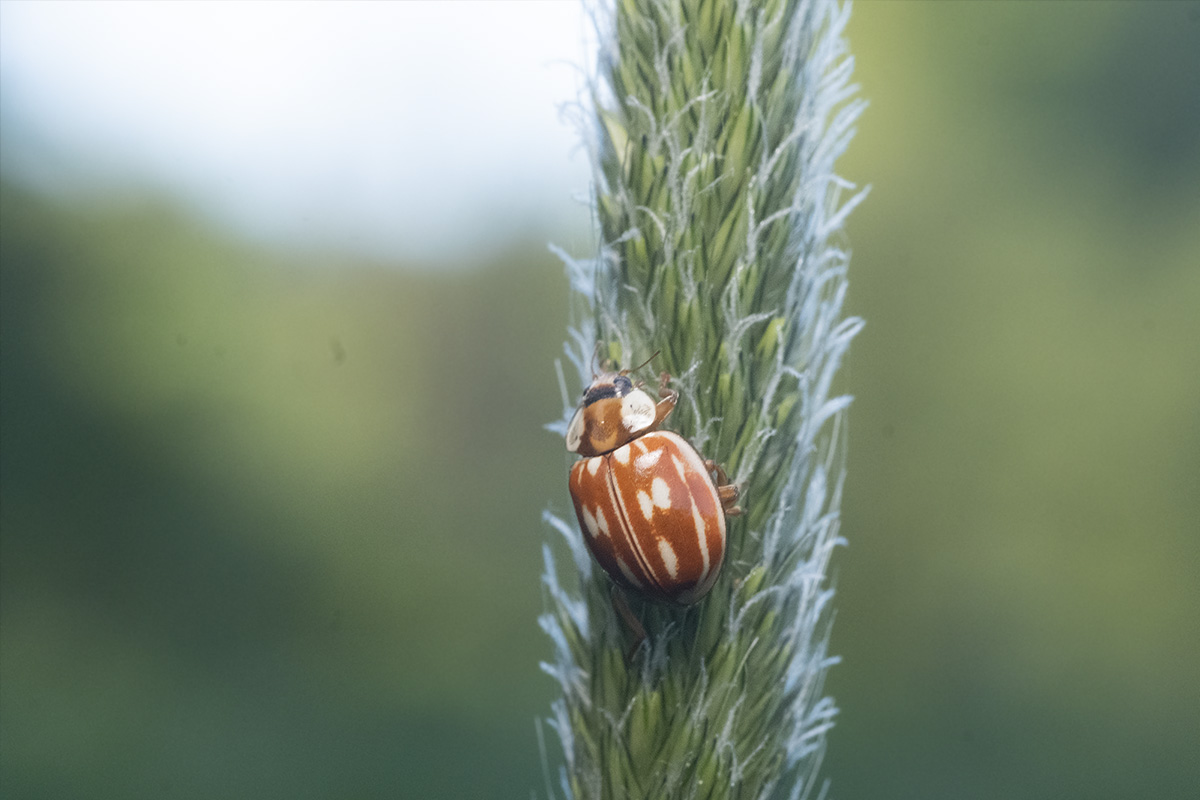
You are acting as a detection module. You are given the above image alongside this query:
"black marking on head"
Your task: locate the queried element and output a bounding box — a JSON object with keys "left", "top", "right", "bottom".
{"left": 582, "top": 374, "right": 635, "bottom": 407}
{"left": 582, "top": 383, "right": 618, "bottom": 406}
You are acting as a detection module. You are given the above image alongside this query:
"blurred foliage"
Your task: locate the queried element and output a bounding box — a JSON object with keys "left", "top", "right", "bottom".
{"left": 1, "top": 2, "right": 1198, "bottom": 800}
{"left": 0, "top": 184, "right": 570, "bottom": 798}
{"left": 828, "top": 3, "right": 1200, "bottom": 799}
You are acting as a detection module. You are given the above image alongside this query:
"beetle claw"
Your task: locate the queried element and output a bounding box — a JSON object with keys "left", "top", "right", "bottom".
{"left": 652, "top": 373, "right": 678, "bottom": 427}
{"left": 708, "top": 460, "right": 742, "bottom": 515}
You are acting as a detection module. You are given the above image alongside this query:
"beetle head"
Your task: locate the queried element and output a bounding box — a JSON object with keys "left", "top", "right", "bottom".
{"left": 566, "top": 367, "right": 658, "bottom": 456}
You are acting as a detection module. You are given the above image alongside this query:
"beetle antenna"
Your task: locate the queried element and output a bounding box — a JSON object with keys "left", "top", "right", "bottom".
{"left": 589, "top": 341, "right": 603, "bottom": 378}
{"left": 623, "top": 350, "right": 661, "bottom": 376}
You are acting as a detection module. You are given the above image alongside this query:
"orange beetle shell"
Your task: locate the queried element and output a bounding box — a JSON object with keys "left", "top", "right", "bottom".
{"left": 569, "top": 430, "right": 727, "bottom": 604}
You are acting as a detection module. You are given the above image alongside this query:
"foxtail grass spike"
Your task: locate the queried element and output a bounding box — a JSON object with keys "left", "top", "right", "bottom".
{"left": 543, "top": 1, "right": 865, "bottom": 797}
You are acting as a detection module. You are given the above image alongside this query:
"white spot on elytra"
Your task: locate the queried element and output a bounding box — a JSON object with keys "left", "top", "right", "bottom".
{"left": 613, "top": 444, "right": 631, "bottom": 465}
{"left": 617, "top": 558, "right": 643, "bottom": 589}
{"left": 594, "top": 507, "right": 609, "bottom": 536}
{"left": 693, "top": 502, "right": 710, "bottom": 579}
{"left": 671, "top": 455, "right": 689, "bottom": 484}
{"left": 651, "top": 477, "right": 672, "bottom": 508}
{"left": 637, "top": 491, "right": 654, "bottom": 520}
{"left": 658, "top": 539, "right": 679, "bottom": 579}
{"left": 635, "top": 447, "right": 663, "bottom": 471}
{"left": 587, "top": 457, "right": 602, "bottom": 476}
{"left": 580, "top": 506, "right": 599, "bottom": 538}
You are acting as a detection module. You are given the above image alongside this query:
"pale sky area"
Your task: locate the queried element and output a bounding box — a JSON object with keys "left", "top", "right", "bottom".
{"left": 0, "top": 1, "right": 597, "bottom": 263}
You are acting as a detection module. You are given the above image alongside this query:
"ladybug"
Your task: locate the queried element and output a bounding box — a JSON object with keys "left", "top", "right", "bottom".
{"left": 566, "top": 363, "right": 740, "bottom": 605}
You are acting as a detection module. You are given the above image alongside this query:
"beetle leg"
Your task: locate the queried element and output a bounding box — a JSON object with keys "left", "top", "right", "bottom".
{"left": 610, "top": 585, "right": 647, "bottom": 659}
{"left": 706, "top": 459, "right": 743, "bottom": 516}
{"left": 652, "top": 371, "right": 678, "bottom": 426}
{"left": 719, "top": 486, "right": 743, "bottom": 516}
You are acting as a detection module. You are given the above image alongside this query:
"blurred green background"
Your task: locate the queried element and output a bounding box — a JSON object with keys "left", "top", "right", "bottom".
{"left": 2, "top": 3, "right": 1198, "bottom": 799}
